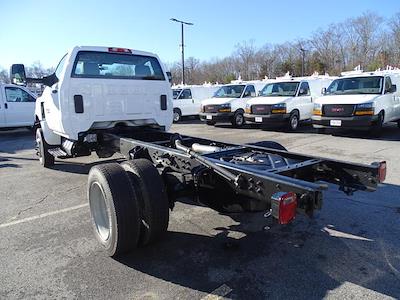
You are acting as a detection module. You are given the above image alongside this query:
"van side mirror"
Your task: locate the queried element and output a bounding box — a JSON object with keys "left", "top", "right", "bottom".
{"left": 321, "top": 87, "right": 327, "bottom": 95}
{"left": 391, "top": 84, "right": 397, "bottom": 93}
{"left": 10, "top": 64, "right": 27, "bottom": 85}
{"left": 166, "top": 71, "right": 172, "bottom": 82}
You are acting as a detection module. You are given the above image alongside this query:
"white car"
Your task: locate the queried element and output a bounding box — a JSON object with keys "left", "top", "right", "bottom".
{"left": 10, "top": 46, "right": 173, "bottom": 166}
{"left": 172, "top": 84, "right": 219, "bottom": 122}
{"left": 199, "top": 81, "right": 266, "bottom": 127}
{"left": 312, "top": 70, "right": 400, "bottom": 135}
{"left": 0, "top": 84, "right": 37, "bottom": 129}
{"left": 244, "top": 75, "right": 334, "bottom": 131}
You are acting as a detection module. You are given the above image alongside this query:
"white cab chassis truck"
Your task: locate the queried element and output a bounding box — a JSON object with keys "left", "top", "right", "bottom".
{"left": 312, "top": 69, "right": 400, "bottom": 135}
{"left": 0, "top": 84, "right": 37, "bottom": 129}
{"left": 172, "top": 84, "right": 220, "bottom": 122}
{"left": 10, "top": 46, "right": 386, "bottom": 257}
{"left": 244, "top": 74, "right": 334, "bottom": 131}
{"left": 199, "top": 80, "right": 266, "bottom": 127}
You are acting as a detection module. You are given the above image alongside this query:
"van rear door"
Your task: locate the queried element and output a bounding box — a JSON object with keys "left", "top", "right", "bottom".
{"left": 66, "top": 50, "right": 170, "bottom": 131}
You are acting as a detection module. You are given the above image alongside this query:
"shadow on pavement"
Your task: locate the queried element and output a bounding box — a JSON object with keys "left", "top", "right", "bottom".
{"left": 113, "top": 182, "right": 400, "bottom": 299}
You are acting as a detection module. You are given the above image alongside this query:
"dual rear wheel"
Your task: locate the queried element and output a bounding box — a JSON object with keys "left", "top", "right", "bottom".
{"left": 88, "top": 159, "right": 170, "bottom": 257}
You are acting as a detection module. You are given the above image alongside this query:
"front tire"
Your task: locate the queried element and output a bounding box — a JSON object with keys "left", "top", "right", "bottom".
{"left": 287, "top": 111, "right": 299, "bottom": 131}
{"left": 370, "top": 112, "right": 384, "bottom": 137}
{"left": 36, "top": 128, "right": 54, "bottom": 167}
{"left": 173, "top": 109, "right": 182, "bottom": 123}
{"left": 88, "top": 163, "right": 141, "bottom": 257}
{"left": 206, "top": 120, "right": 216, "bottom": 126}
{"left": 121, "top": 159, "right": 170, "bottom": 246}
{"left": 231, "top": 111, "right": 245, "bottom": 127}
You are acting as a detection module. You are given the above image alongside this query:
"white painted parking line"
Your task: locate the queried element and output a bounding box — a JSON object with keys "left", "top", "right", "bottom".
{"left": 0, "top": 203, "right": 88, "bottom": 229}
{"left": 201, "top": 284, "right": 233, "bottom": 300}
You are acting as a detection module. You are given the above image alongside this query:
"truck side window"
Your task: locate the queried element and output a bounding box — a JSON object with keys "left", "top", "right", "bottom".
{"left": 5, "top": 87, "right": 35, "bottom": 103}
{"left": 243, "top": 85, "right": 255, "bottom": 97}
{"left": 179, "top": 89, "right": 192, "bottom": 99}
{"left": 298, "top": 82, "right": 310, "bottom": 96}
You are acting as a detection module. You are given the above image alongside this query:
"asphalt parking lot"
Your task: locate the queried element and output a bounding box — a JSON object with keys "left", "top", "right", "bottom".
{"left": 1, "top": 120, "right": 399, "bottom": 299}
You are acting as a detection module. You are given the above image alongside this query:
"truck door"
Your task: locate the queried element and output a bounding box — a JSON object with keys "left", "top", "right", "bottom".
{"left": 178, "top": 89, "right": 193, "bottom": 115}
{"left": 0, "top": 90, "right": 5, "bottom": 127}
{"left": 241, "top": 85, "right": 256, "bottom": 109}
{"left": 3, "top": 86, "right": 36, "bottom": 127}
{"left": 296, "top": 82, "right": 312, "bottom": 119}
{"left": 384, "top": 76, "right": 399, "bottom": 121}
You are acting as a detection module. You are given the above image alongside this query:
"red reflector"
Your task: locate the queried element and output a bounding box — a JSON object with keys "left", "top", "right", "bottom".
{"left": 108, "top": 47, "right": 132, "bottom": 54}
{"left": 271, "top": 192, "right": 297, "bottom": 225}
{"left": 378, "top": 161, "right": 386, "bottom": 183}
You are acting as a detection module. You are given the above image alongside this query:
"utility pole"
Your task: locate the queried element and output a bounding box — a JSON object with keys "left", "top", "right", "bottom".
{"left": 170, "top": 18, "right": 193, "bottom": 84}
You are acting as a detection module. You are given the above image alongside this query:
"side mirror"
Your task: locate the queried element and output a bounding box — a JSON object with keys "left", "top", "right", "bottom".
{"left": 166, "top": 71, "right": 172, "bottom": 82}
{"left": 321, "top": 87, "right": 327, "bottom": 95}
{"left": 391, "top": 84, "right": 397, "bottom": 93}
{"left": 10, "top": 64, "right": 27, "bottom": 85}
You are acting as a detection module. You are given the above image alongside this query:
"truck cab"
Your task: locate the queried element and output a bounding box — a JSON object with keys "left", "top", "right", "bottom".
{"left": 172, "top": 84, "right": 219, "bottom": 122}
{"left": 10, "top": 46, "right": 173, "bottom": 166}
{"left": 312, "top": 70, "right": 400, "bottom": 134}
{"left": 199, "top": 81, "right": 265, "bottom": 127}
{"left": 0, "top": 84, "right": 37, "bottom": 129}
{"left": 244, "top": 75, "right": 334, "bottom": 130}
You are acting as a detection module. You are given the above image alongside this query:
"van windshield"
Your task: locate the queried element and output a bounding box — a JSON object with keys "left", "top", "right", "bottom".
{"left": 173, "top": 89, "right": 182, "bottom": 99}
{"left": 213, "top": 85, "right": 245, "bottom": 98}
{"left": 72, "top": 51, "right": 165, "bottom": 80}
{"left": 326, "top": 76, "right": 383, "bottom": 95}
{"left": 260, "top": 82, "right": 299, "bottom": 97}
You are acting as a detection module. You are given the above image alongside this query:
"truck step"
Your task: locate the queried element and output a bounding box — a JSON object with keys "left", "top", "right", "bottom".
{"left": 48, "top": 147, "right": 70, "bottom": 158}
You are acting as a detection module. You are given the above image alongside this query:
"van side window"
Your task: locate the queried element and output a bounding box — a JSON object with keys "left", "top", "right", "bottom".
{"left": 5, "top": 87, "right": 35, "bottom": 103}
{"left": 384, "top": 77, "right": 392, "bottom": 93}
{"left": 243, "top": 85, "right": 255, "bottom": 97}
{"left": 179, "top": 89, "right": 192, "bottom": 99}
{"left": 298, "top": 82, "right": 310, "bottom": 96}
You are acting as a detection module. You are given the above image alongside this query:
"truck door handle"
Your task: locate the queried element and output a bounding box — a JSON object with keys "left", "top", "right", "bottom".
{"left": 4, "top": 103, "right": 8, "bottom": 109}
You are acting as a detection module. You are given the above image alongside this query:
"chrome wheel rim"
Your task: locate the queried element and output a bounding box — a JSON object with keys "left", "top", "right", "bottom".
{"left": 36, "top": 130, "right": 43, "bottom": 162}
{"left": 291, "top": 116, "right": 298, "bottom": 129}
{"left": 89, "top": 182, "right": 110, "bottom": 242}
{"left": 173, "top": 112, "right": 180, "bottom": 122}
{"left": 236, "top": 114, "right": 243, "bottom": 125}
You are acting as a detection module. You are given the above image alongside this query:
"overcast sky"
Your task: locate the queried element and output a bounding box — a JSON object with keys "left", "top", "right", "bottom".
{"left": 1, "top": 0, "right": 399, "bottom": 69}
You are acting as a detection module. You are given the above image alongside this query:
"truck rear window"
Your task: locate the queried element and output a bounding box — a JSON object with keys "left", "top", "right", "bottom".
{"left": 71, "top": 51, "right": 165, "bottom": 80}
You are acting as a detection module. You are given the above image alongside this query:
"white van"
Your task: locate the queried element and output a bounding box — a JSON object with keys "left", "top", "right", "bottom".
{"left": 172, "top": 84, "right": 220, "bottom": 122}
{"left": 199, "top": 80, "right": 267, "bottom": 127}
{"left": 312, "top": 68, "right": 400, "bottom": 135}
{"left": 0, "top": 84, "right": 37, "bottom": 129}
{"left": 244, "top": 74, "right": 334, "bottom": 130}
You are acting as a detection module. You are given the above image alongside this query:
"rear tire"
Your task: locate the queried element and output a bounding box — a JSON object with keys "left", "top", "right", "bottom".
{"left": 206, "top": 121, "right": 216, "bottom": 126}
{"left": 231, "top": 111, "right": 245, "bottom": 127}
{"left": 88, "top": 163, "right": 141, "bottom": 257}
{"left": 173, "top": 109, "right": 182, "bottom": 123}
{"left": 121, "top": 159, "right": 170, "bottom": 246}
{"left": 36, "top": 128, "right": 54, "bottom": 168}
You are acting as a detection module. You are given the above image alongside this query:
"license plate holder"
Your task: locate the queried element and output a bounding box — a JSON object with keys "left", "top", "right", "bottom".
{"left": 206, "top": 115, "right": 212, "bottom": 120}
{"left": 330, "top": 120, "right": 342, "bottom": 126}
{"left": 255, "top": 117, "right": 263, "bottom": 122}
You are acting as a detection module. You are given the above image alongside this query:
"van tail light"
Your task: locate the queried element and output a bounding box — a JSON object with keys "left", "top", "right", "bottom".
{"left": 378, "top": 161, "right": 386, "bottom": 183}
{"left": 271, "top": 192, "right": 297, "bottom": 225}
{"left": 108, "top": 47, "right": 132, "bottom": 54}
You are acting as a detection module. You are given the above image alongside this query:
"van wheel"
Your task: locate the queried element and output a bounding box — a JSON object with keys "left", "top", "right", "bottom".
{"left": 287, "top": 111, "right": 299, "bottom": 131}
{"left": 121, "top": 159, "right": 170, "bottom": 246}
{"left": 88, "top": 163, "right": 141, "bottom": 257}
{"left": 231, "top": 111, "right": 245, "bottom": 127}
{"left": 206, "top": 121, "right": 216, "bottom": 126}
{"left": 173, "top": 109, "right": 181, "bottom": 123}
{"left": 36, "top": 128, "right": 54, "bottom": 167}
{"left": 370, "top": 112, "right": 384, "bottom": 137}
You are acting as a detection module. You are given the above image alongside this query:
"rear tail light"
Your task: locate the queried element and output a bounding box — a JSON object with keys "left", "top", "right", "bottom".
{"left": 271, "top": 192, "right": 297, "bottom": 225}
{"left": 378, "top": 161, "right": 386, "bottom": 183}
{"left": 108, "top": 47, "right": 132, "bottom": 54}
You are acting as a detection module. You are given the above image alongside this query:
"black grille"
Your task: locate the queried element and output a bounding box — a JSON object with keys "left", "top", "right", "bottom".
{"left": 204, "top": 105, "right": 220, "bottom": 113}
{"left": 251, "top": 104, "right": 271, "bottom": 115}
{"left": 322, "top": 104, "right": 355, "bottom": 117}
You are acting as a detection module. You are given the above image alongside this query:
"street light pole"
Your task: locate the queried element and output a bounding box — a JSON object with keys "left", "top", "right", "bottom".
{"left": 300, "top": 48, "right": 306, "bottom": 77}
{"left": 170, "top": 18, "right": 193, "bottom": 84}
